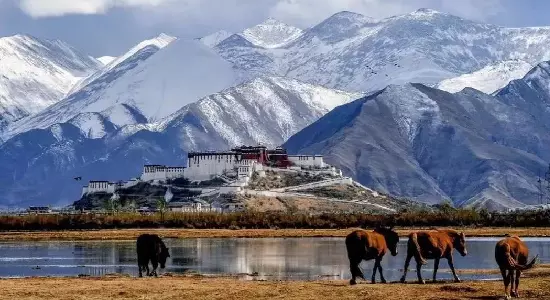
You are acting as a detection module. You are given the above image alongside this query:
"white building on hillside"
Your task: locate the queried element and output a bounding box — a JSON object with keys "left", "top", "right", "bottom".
{"left": 80, "top": 145, "right": 336, "bottom": 198}
{"left": 185, "top": 152, "right": 240, "bottom": 181}
{"left": 288, "top": 155, "right": 325, "bottom": 168}
{"left": 82, "top": 181, "right": 115, "bottom": 195}
{"left": 140, "top": 165, "right": 185, "bottom": 182}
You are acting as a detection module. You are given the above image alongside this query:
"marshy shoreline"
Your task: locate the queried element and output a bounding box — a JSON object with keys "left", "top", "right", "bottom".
{"left": 2, "top": 227, "right": 550, "bottom": 241}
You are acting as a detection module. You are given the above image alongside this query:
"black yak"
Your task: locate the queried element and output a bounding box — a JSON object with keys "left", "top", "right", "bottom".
{"left": 136, "top": 234, "right": 170, "bottom": 277}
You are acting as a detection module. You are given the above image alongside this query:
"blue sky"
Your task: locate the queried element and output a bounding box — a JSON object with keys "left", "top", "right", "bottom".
{"left": 0, "top": 0, "right": 548, "bottom": 57}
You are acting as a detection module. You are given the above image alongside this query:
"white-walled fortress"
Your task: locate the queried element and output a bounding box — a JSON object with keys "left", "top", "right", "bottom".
{"left": 80, "top": 145, "right": 337, "bottom": 197}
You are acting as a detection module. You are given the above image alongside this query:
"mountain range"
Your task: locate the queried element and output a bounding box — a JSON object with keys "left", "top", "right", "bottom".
{"left": 2, "top": 9, "right": 550, "bottom": 209}
{"left": 285, "top": 62, "right": 550, "bottom": 210}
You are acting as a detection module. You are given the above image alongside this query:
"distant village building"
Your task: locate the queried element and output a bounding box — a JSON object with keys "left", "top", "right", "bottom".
{"left": 27, "top": 206, "right": 52, "bottom": 214}
{"left": 167, "top": 201, "right": 212, "bottom": 212}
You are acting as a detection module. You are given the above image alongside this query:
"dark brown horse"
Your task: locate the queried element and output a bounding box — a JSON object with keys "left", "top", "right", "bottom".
{"left": 399, "top": 229, "right": 467, "bottom": 284}
{"left": 345, "top": 226, "right": 399, "bottom": 285}
{"left": 136, "top": 234, "right": 170, "bottom": 277}
{"left": 495, "top": 235, "right": 538, "bottom": 299}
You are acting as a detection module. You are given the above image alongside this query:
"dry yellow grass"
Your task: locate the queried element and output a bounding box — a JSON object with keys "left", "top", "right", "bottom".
{"left": 0, "top": 273, "right": 549, "bottom": 300}
{"left": 1, "top": 227, "right": 550, "bottom": 241}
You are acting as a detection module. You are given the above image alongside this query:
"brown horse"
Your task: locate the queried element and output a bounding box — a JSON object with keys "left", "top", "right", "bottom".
{"left": 495, "top": 235, "right": 538, "bottom": 299}
{"left": 399, "top": 229, "right": 467, "bottom": 284}
{"left": 345, "top": 226, "right": 399, "bottom": 285}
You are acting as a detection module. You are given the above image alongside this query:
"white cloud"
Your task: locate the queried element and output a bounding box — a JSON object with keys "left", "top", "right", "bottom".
{"left": 18, "top": 0, "right": 172, "bottom": 17}
{"left": 16, "top": 0, "right": 503, "bottom": 22}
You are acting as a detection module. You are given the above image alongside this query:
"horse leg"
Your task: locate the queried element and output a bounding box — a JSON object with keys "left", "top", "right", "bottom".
{"left": 371, "top": 258, "right": 380, "bottom": 284}
{"left": 377, "top": 257, "right": 387, "bottom": 283}
{"left": 145, "top": 259, "right": 151, "bottom": 276}
{"left": 501, "top": 268, "right": 510, "bottom": 299}
{"left": 348, "top": 256, "right": 360, "bottom": 285}
{"left": 151, "top": 258, "right": 159, "bottom": 277}
{"left": 512, "top": 270, "right": 521, "bottom": 298}
{"left": 416, "top": 260, "right": 425, "bottom": 284}
{"left": 447, "top": 255, "right": 461, "bottom": 283}
{"left": 138, "top": 264, "right": 143, "bottom": 278}
{"left": 509, "top": 270, "right": 515, "bottom": 298}
{"left": 400, "top": 254, "right": 412, "bottom": 283}
{"left": 432, "top": 257, "right": 440, "bottom": 282}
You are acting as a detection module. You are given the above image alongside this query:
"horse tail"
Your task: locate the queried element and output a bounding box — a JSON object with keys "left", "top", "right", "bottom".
{"left": 409, "top": 233, "right": 427, "bottom": 265}
{"left": 499, "top": 244, "right": 538, "bottom": 271}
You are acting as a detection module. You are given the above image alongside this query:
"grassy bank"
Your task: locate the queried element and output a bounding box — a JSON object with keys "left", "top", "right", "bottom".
{"left": 2, "top": 208, "right": 550, "bottom": 231}
{"left": 0, "top": 273, "right": 549, "bottom": 300}
{"left": 3, "top": 227, "right": 550, "bottom": 241}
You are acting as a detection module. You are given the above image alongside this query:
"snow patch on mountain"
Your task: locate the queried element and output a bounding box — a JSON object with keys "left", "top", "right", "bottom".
{"left": 200, "top": 30, "right": 232, "bottom": 48}
{"left": 241, "top": 18, "right": 303, "bottom": 48}
{"left": 438, "top": 60, "right": 534, "bottom": 94}
{"left": 187, "top": 76, "right": 361, "bottom": 147}
{"left": 69, "top": 33, "right": 177, "bottom": 95}
{"left": 97, "top": 56, "right": 116, "bottom": 65}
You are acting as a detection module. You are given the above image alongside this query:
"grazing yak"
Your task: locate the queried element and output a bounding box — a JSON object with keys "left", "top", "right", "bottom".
{"left": 136, "top": 234, "right": 170, "bottom": 277}
{"left": 345, "top": 226, "right": 399, "bottom": 285}
{"left": 495, "top": 235, "right": 538, "bottom": 299}
{"left": 400, "top": 229, "right": 467, "bottom": 284}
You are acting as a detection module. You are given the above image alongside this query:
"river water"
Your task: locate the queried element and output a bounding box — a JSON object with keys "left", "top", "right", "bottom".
{"left": 0, "top": 237, "right": 548, "bottom": 281}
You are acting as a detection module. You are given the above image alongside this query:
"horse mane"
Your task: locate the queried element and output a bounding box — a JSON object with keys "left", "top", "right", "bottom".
{"left": 154, "top": 235, "right": 168, "bottom": 251}
{"left": 373, "top": 226, "right": 395, "bottom": 235}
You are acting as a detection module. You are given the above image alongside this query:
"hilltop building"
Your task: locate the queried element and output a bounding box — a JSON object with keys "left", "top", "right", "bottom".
{"left": 80, "top": 145, "right": 335, "bottom": 197}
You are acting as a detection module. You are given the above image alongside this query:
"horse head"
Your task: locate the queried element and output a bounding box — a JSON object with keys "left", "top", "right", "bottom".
{"left": 375, "top": 225, "right": 399, "bottom": 256}
{"left": 159, "top": 246, "right": 170, "bottom": 269}
{"left": 454, "top": 232, "right": 467, "bottom": 256}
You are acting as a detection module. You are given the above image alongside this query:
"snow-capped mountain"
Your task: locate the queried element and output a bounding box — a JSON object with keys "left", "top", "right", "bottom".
{"left": 241, "top": 18, "right": 303, "bottom": 48}
{"left": 437, "top": 60, "right": 534, "bottom": 94}
{"left": 0, "top": 34, "right": 101, "bottom": 128}
{"left": 285, "top": 60, "right": 550, "bottom": 210}
{"left": 2, "top": 37, "right": 239, "bottom": 141}
{"left": 214, "top": 9, "right": 550, "bottom": 92}
{"left": 0, "top": 76, "right": 359, "bottom": 206}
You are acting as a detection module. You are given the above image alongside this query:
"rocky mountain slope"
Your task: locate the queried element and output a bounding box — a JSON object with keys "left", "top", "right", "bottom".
{"left": 0, "top": 35, "right": 101, "bottom": 129}
{"left": 214, "top": 9, "right": 550, "bottom": 92}
{"left": 0, "top": 76, "right": 359, "bottom": 207}
{"left": 285, "top": 61, "right": 550, "bottom": 210}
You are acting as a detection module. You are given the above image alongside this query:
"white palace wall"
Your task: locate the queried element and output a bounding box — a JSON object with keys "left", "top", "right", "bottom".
{"left": 288, "top": 155, "right": 325, "bottom": 168}
{"left": 185, "top": 154, "right": 241, "bottom": 181}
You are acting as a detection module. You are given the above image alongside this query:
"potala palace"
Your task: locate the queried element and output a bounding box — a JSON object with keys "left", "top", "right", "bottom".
{"left": 77, "top": 145, "right": 407, "bottom": 213}
{"left": 81, "top": 145, "right": 340, "bottom": 196}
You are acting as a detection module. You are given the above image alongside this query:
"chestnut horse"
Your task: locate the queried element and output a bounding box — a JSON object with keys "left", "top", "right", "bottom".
{"left": 345, "top": 226, "right": 399, "bottom": 285}
{"left": 399, "top": 229, "right": 467, "bottom": 284}
{"left": 495, "top": 235, "right": 538, "bottom": 299}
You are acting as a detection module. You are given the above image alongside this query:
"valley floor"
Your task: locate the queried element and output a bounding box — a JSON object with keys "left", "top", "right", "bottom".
{"left": 3, "top": 227, "right": 550, "bottom": 241}
{"left": 1, "top": 272, "right": 549, "bottom": 300}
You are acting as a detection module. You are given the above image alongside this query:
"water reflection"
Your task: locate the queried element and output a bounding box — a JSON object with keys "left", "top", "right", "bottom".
{"left": 0, "top": 237, "right": 548, "bottom": 281}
